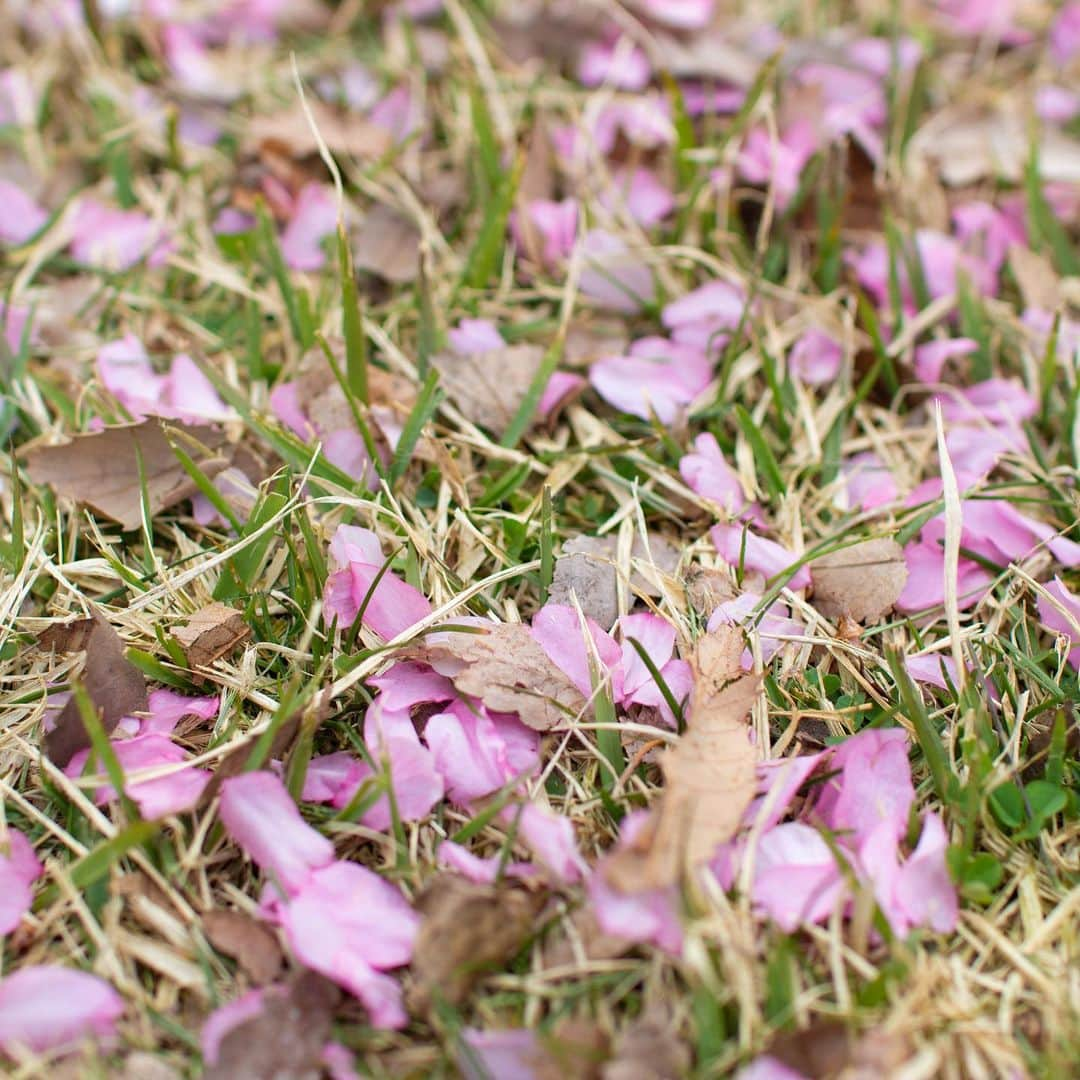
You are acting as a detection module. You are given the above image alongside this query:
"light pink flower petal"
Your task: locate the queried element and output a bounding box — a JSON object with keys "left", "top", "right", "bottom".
{"left": 601, "top": 167, "right": 674, "bottom": 229}
{"left": 662, "top": 280, "right": 745, "bottom": 354}
{"left": 0, "top": 179, "right": 48, "bottom": 245}
{"left": 361, "top": 706, "right": 445, "bottom": 829}
{"left": 164, "top": 353, "right": 233, "bottom": 422}
{"left": 0, "top": 829, "right": 44, "bottom": 935}
{"left": 896, "top": 538, "right": 992, "bottom": 613}
{"left": 578, "top": 36, "right": 652, "bottom": 90}
{"left": 269, "top": 381, "right": 315, "bottom": 440}
{"left": 710, "top": 524, "right": 811, "bottom": 590}
{"left": 839, "top": 451, "right": 898, "bottom": 511}
{"left": 537, "top": 370, "right": 587, "bottom": 420}
{"left": 459, "top": 1029, "right": 541, "bottom": 1080}
{"left": 447, "top": 318, "right": 504, "bottom": 355}
{"left": 578, "top": 229, "right": 656, "bottom": 313}
{"left": 680, "top": 432, "right": 755, "bottom": 518}
{"left": 322, "top": 1040, "right": 359, "bottom": 1080}
{"left": 69, "top": 198, "right": 168, "bottom": 271}
{"left": 302, "top": 752, "right": 369, "bottom": 807}
{"left": 905, "top": 653, "right": 961, "bottom": 691}
{"left": 513, "top": 803, "right": 587, "bottom": 884}
{"left": 635, "top": 0, "right": 715, "bottom": 30}
{"left": 1051, "top": 2, "right": 1080, "bottom": 65}
{"left": 436, "top": 841, "right": 534, "bottom": 884}
{"left": 894, "top": 812, "right": 957, "bottom": 933}
{"left": 0, "top": 966, "right": 123, "bottom": 1055}
{"left": 280, "top": 184, "right": 337, "bottom": 271}
{"left": 513, "top": 199, "right": 579, "bottom": 267}
{"left": 788, "top": 328, "right": 843, "bottom": 385}
{"left": 1, "top": 303, "right": 30, "bottom": 354}
{"left": 219, "top": 772, "right": 334, "bottom": 895}
{"left": 737, "top": 123, "right": 818, "bottom": 210}
{"left": 425, "top": 701, "right": 537, "bottom": 805}
{"left": 139, "top": 688, "right": 220, "bottom": 736}
{"left": 935, "top": 377, "right": 1037, "bottom": 428}
{"left": 590, "top": 339, "right": 712, "bottom": 423}
{"left": 618, "top": 612, "right": 676, "bottom": 698}
{"left": 369, "top": 661, "right": 455, "bottom": 711}
{"left": 1035, "top": 85, "right": 1080, "bottom": 124}
{"left": 736, "top": 1057, "right": 811, "bottom": 1080}
{"left": 97, "top": 334, "right": 163, "bottom": 418}
{"left": 201, "top": 989, "right": 266, "bottom": 1065}
{"left": 1037, "top": 576, "right": 1080, "bottom": 669}
{"left": 750, "top": 822, "right": 847, "bottom": 931}
{"left": 708, "top": 593, "right": 803, "bottom": 667}
{"left": 532, "top": 603, "right": 624, "bottom": 701}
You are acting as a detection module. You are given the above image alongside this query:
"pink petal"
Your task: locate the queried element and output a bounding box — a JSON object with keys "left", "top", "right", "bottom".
{"left": 708, "top": 592, "right": 803, "bottom": 667}
{"left": 1037, "top": 576, "right": 1080, "bottom": 669}
{"left": 736, "top": 1057, "right": 811, "bottom": 1080}
{"left": 710, "top": 524, "right": 811, "bottom": 590}
{"left": 1051, "top": 2, "right": 1080, "bottom": 65}
{"left": 219, "top": 772, "right": 335, "bottom": 896}
{"left": 750, "top": 822, "right": 847, "bottom": 931}
{"left": 894, "top": 812, "right": 957, "bottom": 933}
{"left": 269, "top": 381, "right": 315, "bottom": 440}
{"left": 0, "top": 966, "right": 123, "bottom": 1055}
{"left": 512, "top": 199, "right": 579, "bottom": 267}
{"left": 447, "top": 318, "right": 504, "bottom": 355}
{"left": 459, "top": 1029, "right": 541, "bottom": 1080}
{"left": 280, "top": 184, "right": 337, "bottom": 271}
{"left": 839, "top": 451, "right": 898, "bottom": 511}
{"left": 1, "top": 303, "right": 30, "bottom": 354}
{"left": 164, "top": 353, "right": 233, "bottom": 422}
{"left": 897, "top": 538, "right": 992, "bottom": 613}
{"left": 536, "top": 370, "right": 586, "bottom": 420}
{"left": 662, "top": 280, "right": 745, "bottom": 354}
{"left": 600, "top": 167, "right": 674, "bottom": 229}
{"left": 425, "top": 701, "right": 537, "bottom": 805}
{"left": 513, "top": 803, "right": 587, "bottom": 884}
{"left": 618, "top": 612, "right": 677, "bottom": 700}
{"left": 436, "top": 841, "right": 534, "bottom": 884}
{"left": 302, "top": 752, "right": 369, "bottom": 807}
{"left": 905, "top": 653, "right": 962, "bottom": 691}
{"left": 0, "top": 829, "right": 44, "bottom": 935}
{"left": 590, "top": 338, "right": 712, "bottom": 423}
{"left": 578, "top": 37, "right": 652, "bottom": 91}
{"left": 737, "top": 123, "right": 818, "bottom": 210}
{"left": 0, "top": 179, "right": 48, "bottom": 245}
{"left": 935, "top": 377, "right": 1036, "bottom": 428}
{"left": 369, "top": 661, "right": 455, "bottom": 711}
{"left": 97, "top": 335, "right": 164, "bottom": 418}
{"left": 140, "top": 689, "right": 220, "bottom": 736}
{"left": 635, "top": 0, "right": 716, "bottom": 30}
{"left": 788, "top": 329, "right": 843, "bottom": 385}
{"left": 680, "top": 432, "right": 755, "bottom": 518}
{"left": 531, "top": 603, "right": 624, "bottom": 701}
{"left": 578, "top": 230, "right": 656, "bottom": 313}
{"left": 69, "top": 198, "right": 168, "bottom": 271}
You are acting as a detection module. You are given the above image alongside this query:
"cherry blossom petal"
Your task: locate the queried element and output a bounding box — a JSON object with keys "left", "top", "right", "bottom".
{"left": 532, "top": 603, "right": 624, "bottom": 701}
{"left": 0, "top": 179, "right": 48, "bottom": 245}
{"left": 280, "top": 184, "right": 337, "bottom": 271}
{"left": 710, "top": 524, "right": 811, "bottom": 590}
{"left": 1037, "top": 577, "right": 1080, "bottom": 669}
{"left": 0, "top": 829, "right": 43, "bottom": 935}
{"left": 578, "top": 230, "right": 656, "bottom": 313}
{"left": 788, "top": 328, "right": 843, "bottom": 385}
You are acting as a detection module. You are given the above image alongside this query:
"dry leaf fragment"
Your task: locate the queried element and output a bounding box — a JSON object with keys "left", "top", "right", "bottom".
{"left": 605, "top": 626, "right": 759, "bottom": 891}
{"left": 173, "top": 603, "right": 250, "bottom": 670}
{"left": 406, "top": 874, "right": 546, "bottom": 1014}
{"left": 353, "top": 204, "right": 421, "bottom": 283}
{"left": 417, "top": 623, "right": 585, "bottom": 730}
{"left": 534, "top": 1020, "right": 611, "bottom": 1080}
{"left": 810, "top": 538, "right": 907, "bottom": 625}
{"left": 202, "top": 910, "right": 283, "bottom": 986}
{"left": 763, "top": 1019, "right": 912, "bottom": 1079}
{"left": 1009, "top": 245, "right": 1062, "bottom": 312}
{"left": 38, "top": 610, "right": 148, "bottom": 768}
{"left": 549, "top": 534, "right": 681, "bottom": 629}
{"left": 203, "top": 971, "right": 339, "bottom": 1080}
{"left": 432, "top": 344, "right": 545, "bottom": 437}
{"left": 246, "top": 100, "right": 391, "bottom": 162}
{"left": 23, "top": 419, "right": 230, "bottom": 530}
{"left": 682, "top": 566, "right": 737, "bottom": 617}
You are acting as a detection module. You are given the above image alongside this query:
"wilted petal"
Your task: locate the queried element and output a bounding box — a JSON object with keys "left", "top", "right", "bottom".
{"left": 459, "top": 1028, "right": 541, "bottom": 1080}
{"left": 280, "top": 184, "right": 337, "bottom": 271}
{"left": 0, "top": 179, "right": 48, "bottom": 245}
{"left": 788, "top": 328, "right": 842, "bottom": 385}
{"left": 662, "top": 280, "right": 745, "bottom": 354}
{"left": 750, "top": 822, "right": 847, "bottom": 931}
{"left": 590, "top": 337, "right": 712, "bottom": 422}
{"left": 710, "top": 524, "right": 811, "bottom": 590}
{"left": 0, "top": 966, "right": 123, "bottom": 1055}
{"left": 436, "top": 841, "right": 534, "bottom": 884}
{"left": 578, "top": 229, "right": 655, "bottom": 313}
{"left": 1037, "top": 577, "right": 1080, "bottom": 669}
{"left": 219, "top": 772, "right": 335, "bottom": 895}
{"left": 0, "top": 829, "right": 43, "bottom": 935}
{"left": 513, "top": 803, "right": 587, "bottom": 884}
{"left": 893, "top": 812, "right": 957, "bottom": 933}
{"left": 532, "top": 603, "right": 624, "bottom": 701}
{"left": 680, "top": 433, "right": 756, "bottom": 518}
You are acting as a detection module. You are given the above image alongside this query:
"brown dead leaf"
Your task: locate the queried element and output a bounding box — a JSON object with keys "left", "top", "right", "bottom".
{"left": 173, "top": 603, "right": 250, "bottom": 670}
{"left": 515, "top": 118, "right": 556, "bottom": 265}
{"left": 605, "top": 626, "right": 759, "bottom": 891}
{"left": 246, "top": 100, "right": 391, "bottom": 162}
{"left": 683, "top": 566, "right": 738, "bottom": 617}
{"left": 407, "top": 874, "right": 546, "bottom": 1014}
{"left": 353, "top": 204, "right": 421, "bottom": 283}
{"left": 38, "top": 610, "right": 148, "bottom": 767}
{"left": 203, "top": 971, "right": 339, "bottom": 1080}
{"left": 23, "top": 419, "right": 230, "bottom": 531}
{"left": 432, "top": 343, "right": 545, "bottom": 438}
{"left": 534, "top": 1020, "right": 611, "bottom": 1080}
{"left": 203, "top": 909, "right": 283, "bottom": 986}
{"left": 810, "top": 538, "right": 907, "bottom": 625}
{"left": 549, "top": 534, "right": 681, "bottom": 629}
{"left": 418, "top": 623, "right": 585, "bottom": 730}
{"left": 764, "top": 1019, "right": 912, "bottom": 1079}
{"left": 603, "top": 1018, "right": 691, "bottom": 1080}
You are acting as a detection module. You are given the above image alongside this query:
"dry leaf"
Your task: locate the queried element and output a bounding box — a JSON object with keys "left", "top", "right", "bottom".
{"left": 203, "top": 909, "right": 283, "bottom": 986}
{"left": 38, "top": 610, "right": 148, "bottom": 767}
{"left": 203, "top": 971, "right": 339, "bottom": 1080}
{"left": 246, "top": 100, "right": 391, "bottom": 161}
{"left": 353, "top": 204, "right": 421, "bottom": 283}
{"left": 549, "top": 534, "right": 681, "bottom": 629}
{"left": 534, "top": 1020, "right": 611, "bottom": 1080}
{"left": 683, "top": 566, "right": 737, "bottom": 617}
{"left": 432, "top": 343, "right": 545, "bottom": 437}
{"left": 407, "top": 874, "right": 546, "bottom": 1014}
{"left": 605, "top": 626, "right": 759, "bottom": 891}
{"left": 764, "top": 1019, "right": 912, "bottom": 1079}
{"left": 515, "top": 118, "right": 556, "bottom": 266}
{"left": 120, "top": 1053, "right": 182, "bottom": 1080}
{"left": 23, "top": 419, "right": 230, "bottom": 531}
{"left": 602, "top": 1018, "right": 690, "bottom": 1080}
{"left": 417, "top": 623, "right": 586, "bottom": 730}
{"left": 173, "top": 603, "right": 250, "bottom": 670}
{"left": 810, "top": 538, "right": 907, "bottom": 625}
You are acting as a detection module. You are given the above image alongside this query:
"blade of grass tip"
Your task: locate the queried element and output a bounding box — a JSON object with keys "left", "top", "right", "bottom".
{"left": 470, "top": 82, "right": 502, "bottom": 197}
{"left": 5, "top": 451, "right": 23, "bottom": 573}
{"left": 244, "top": 297, "right": 264, "bottom": 383}
{"left": 255, "top": 200, "right": 308, "bottom": 348}
{"left": 337, "top": 225, "right": 368, "bottom": 405}
{"left": 416, "top": 256, "right": 440, "bottom": 380}
{"left": 1039, "top": 311, "right": 1062, "bottom": 422}
{"left": 459, "top": 152, "right": 523, "bottom": 293}
{"left": 315, "top": 331, "right": 383, "bottom": 482}
{"left": 661, "top": 71, "right": 696, "bottom": 192}
{"left": 539, "top": 485, "right": 553, "bottom": 604}
{"left": 734, "top": 403, "right": 785, "bottom": 499}
{"left": 1025, "top": 141, "right": 1080, "bottom": 276}
{"left": 390, "top": 367, "right": 442, "bottom": 486}
{"left": 956, "top": 275, "right": 992, "bottom": 382}
{"left": 170, "top": 440, "right": 243, "bottom": 533}
{"left": 627, "top": 637, "right": 687, "bottom": 731}
{"left": 854, "top": 290, "right": 900, "bottom": 399}
{"left": 717, "top": 51, "right": 780, "bottom": 154}
{"left": 500, "top": 338, "right": 562, "bottom": 449}
{"left": 133, "top": 437, "right": 156, "bottom": 575}
{"left": 886, "top": 651, "right": 952, "bottom": 806}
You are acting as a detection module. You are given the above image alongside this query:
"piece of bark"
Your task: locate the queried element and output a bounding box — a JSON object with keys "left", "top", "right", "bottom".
{"left": 406, "top": 874, "right": 546, "bottom": 1014}
{"left": 202, "top": 909, "right": 283, "bottom": 986}
{"left": 604, "top": 626, "right": 759, "bottom": 891}
{"left": 416, "top": 624, "right": 586, "bottom": 731}
{"left": 23, "top": 419, "right": 230, "bottom": 531}
{"left": 38, "top": 610, "right": 148, "bottom": 767}
{"left": 810, "top": 538, "right": 907, "bottom": 625}
{"left": 173, "top": 603, "right": 250, "bottom": 669}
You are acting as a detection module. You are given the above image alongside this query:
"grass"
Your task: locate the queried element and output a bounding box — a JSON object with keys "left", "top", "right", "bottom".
{"left": 1, "top": 2, "right": 1079, "bottom": 1077}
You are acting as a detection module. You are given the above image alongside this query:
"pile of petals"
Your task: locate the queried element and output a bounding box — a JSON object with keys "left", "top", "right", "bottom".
{"left": 587, "top": 727, "right": 958, "bottom": 953}
{"left": 63, "top": 690, "right": 219, "bottom": 819}
{"left": 218, "top": 772, "right": 417, "bottom": 1027}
